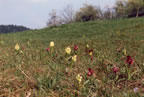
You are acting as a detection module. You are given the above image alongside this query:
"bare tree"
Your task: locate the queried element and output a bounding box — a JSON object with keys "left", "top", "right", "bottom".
{"left": 47, "top": 10, "right": 62, "bottom": 27}
{"left": 103, "top": 6, "right": 116, "bottom": 19}
{"left": 60, "top": 5, "right": 75, "bottom": 24}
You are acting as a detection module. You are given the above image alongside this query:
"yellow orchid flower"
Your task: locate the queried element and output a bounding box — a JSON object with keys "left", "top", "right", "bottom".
{"left": 123, "top": 48, "right": 127, "bottom": 55}
{"left": 89, "top": 52, "right": 93, "bottom": 56}
{"left": 76, "top": 74, "right": 82, "bottom": 84}
{"left": 72, "top": 55, "right": 77, "bottom": 62}
{"left": 65, "top": 47, "right": 71, "bottom": 54}
{"left": 86, "top": 44, "right": 89, "bottom": 48}
{"left": 15, "top": 43, "right": 20, "bottom": 51}
{"left": 50, "top": 41, "right": 54, "bottom": 47}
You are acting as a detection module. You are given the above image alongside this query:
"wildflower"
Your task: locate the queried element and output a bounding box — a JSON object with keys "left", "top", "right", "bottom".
{"left": 74, "top": 45, "right": 78, "bottom": 51}
{"left": 0, "top": 40, "right": 4, "bottom": 44}
{"left": 89, "top": 49, "right": 93, "bottom": 56}
{"left": 133, "top": 87, "right": 139, "bottom": 93}
{"left": 65, "top": 67, "right": 69, "bottom": 74}
{"left": 86, "top": 44, "right": 89, "bottom": 48}
{"left": 112, "top": 66, "right": 119, "bottom": 74}
{"left": 20, "top": 50, "right": 23, "bottom": 54}
{"left": 15, "top": 43, "right": 20, "bottom": 51}
{"left": 72, "top": 55, "right": 77, "bottom": 62}
{"left": 87, "top": 68, "right": 94, "bottom": 76}
{"left": 90, "top": 56, "right": 93, "bottom": 61}
{"left": 27, "top": 41, "right": 30, "bottom": 45}
{"left": 76, "top": 74, "right": 82, "bottom": 84}
{"left": 123, "top": 48, "right": 127, "bottom": 55}
{"left": 50, "top": 41, "right": 54, "bottom": 47}
{"left": 126, "top": 56, "right": 134, "bottom": 65}
{"left": 65, "top": 47, "right": 71, "bottom": 54}
{"left": 89, "top": 52, "right": 92, "bottom": 56}
{"left": 46, "top": 47, "right": 50, "bottom": 52}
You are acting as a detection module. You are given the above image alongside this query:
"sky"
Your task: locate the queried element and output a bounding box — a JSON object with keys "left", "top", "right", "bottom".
{"left": 0, "top": 0, "right": 115, "bottom": 29}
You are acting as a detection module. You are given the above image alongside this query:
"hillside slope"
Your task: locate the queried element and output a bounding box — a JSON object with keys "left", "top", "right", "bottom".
{"left": 0, "top": 18, "right": 144, "bottom": 96}
{"left": 1, "top": 17, "right": 144, "bottom": 44}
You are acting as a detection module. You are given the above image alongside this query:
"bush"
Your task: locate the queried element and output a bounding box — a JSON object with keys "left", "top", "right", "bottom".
{"left": 75, "top": 4, "right": 102, "bottom": 22}
{"left": 114, "top": 0, "right": 128, "bottom": 18}
{"left": 114, "top": 0, "right": 144, "bottom": 18}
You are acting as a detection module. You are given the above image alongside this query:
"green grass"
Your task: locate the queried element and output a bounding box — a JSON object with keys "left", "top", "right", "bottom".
{"left": 0, "top": 17, "right": 144, "bottom": 96}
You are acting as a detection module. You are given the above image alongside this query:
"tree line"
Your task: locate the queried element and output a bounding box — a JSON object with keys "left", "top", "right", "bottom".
{"left": 0, "top": 25, "right": 30, "bottom": 33}
{"left": 47, "top": 0, "right": 144, "bottom": 27}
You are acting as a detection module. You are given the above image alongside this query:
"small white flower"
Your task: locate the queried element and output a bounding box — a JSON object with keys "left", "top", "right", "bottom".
{"left": 133, "top": 87, "right": 139, "bottom": 92}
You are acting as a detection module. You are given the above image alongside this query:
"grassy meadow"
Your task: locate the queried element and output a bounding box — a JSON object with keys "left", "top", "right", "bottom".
{"left": 0, "top": 17, "right": 144, "bottom": 97}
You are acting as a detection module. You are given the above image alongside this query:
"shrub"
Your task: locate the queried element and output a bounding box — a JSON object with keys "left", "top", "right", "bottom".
{"left": 75, "top": 4, "right": 102, "bottom": 22}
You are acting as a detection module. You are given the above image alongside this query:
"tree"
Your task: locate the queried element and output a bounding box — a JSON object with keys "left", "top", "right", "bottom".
{"left": 0, "top": 25, "right": 30, "bottom": 33}
{"left": 114, "top": 0, "right": 144, "bottom": 18}
{"left": 127, "top": 0, "right": 144, "bottom": 17}
{"left": 47, "top": 10, "right": 62, "bottom": 27}
{"left": 103, "top": 7, "right": 116, "bottom": 19}
{"left": 75, "top": 4, "right": 102, "bottom": 22}
{"left": 60, "top": 5, "right": 75, "bottom": 24}
{"left": 114, "top": 0, "right": 127, "bottom": 17}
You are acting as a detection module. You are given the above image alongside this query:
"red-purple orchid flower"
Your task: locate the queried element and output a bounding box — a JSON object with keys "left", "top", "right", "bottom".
{"left": 112, "top": 66, "right": 119, "bottom": 74}
{"left": 87, "top": 68, "right": 94, "bottom": 76}
{"left": 126, "top": 56, "right": 134, "bottom": 65}
{"left": 74, "top": 45, "right": 78, "bottom": 51}
{"left": 46, "top": 47, "right": 50, "bottom": 52}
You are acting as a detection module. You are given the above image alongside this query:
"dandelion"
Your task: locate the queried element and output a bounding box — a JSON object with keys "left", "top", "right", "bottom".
{"left": 15, "top": 43, "right": 20, "bottom": 51}
{"left": 50, "top": 41, "right": 54, "bottom": 47}
{"left": 87, "top": 68, "right": 94, "bottom": 76}
{"left": 76, "top": 74, "right": 82, "bottom": 84}
{"left": 126, "top": 56, "right": 134, "bottom": 65}
{"left": 65, "top": 47, "right": 71, "bottom": 54}
{"left": 72, "top": 55, "right": 77, "bottom": 62}
{"left": 74, "top": 45, "right": 78, "bottom": 51}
